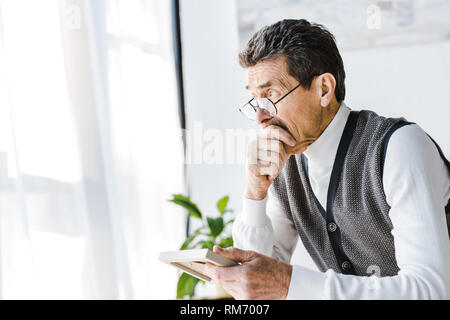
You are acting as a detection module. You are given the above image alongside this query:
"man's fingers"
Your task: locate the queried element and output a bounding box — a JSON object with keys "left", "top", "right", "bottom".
{"left": 220, "top": 283, "right": 242, "bottom": 300}
{"left": 213, "top": 246, "right": 258, "bottom": 263}
{"left": 257, "top": 150, "right": 281, "bottom": 165}
{"left": 203, "top": 263, "right": 244, "bottom": 282}
{"left": 247, "top": 138, "right": 288, "bottom": 165}
{"left": 257, "top": 159, "right": 272, "bottom": 168}
{"left": 259, "top": 162, "right": 278, "bottom": 176}
{"left": 258, "top": 125, "right": 296, "bottom": 147}
{"left": 248, "top": 160, "right": 279, "bottom": 177}
{"left": 256, "top": 139, "right": 283, "bottom": 154}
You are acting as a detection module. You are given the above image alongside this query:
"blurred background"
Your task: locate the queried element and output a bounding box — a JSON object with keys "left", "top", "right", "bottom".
{"left": 0, "top": 0, "right": 449, "bottom": 299}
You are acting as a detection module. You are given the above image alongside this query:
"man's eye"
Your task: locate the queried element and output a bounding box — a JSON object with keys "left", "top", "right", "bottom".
{"left": 268, "top": 90, "right": 277, "bottom": 98}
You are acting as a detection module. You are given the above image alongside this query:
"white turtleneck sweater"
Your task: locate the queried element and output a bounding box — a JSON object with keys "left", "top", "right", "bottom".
{"left": 232, "top": 103, "right": 450, "bottom": 299}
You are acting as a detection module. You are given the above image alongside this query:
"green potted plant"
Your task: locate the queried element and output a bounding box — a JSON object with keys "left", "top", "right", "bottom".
{"left": 168, "top": 194, "right": 235, "bottom": 299}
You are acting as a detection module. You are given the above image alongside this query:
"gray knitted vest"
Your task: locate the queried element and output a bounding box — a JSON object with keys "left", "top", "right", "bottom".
{"left": 272, "top": 110, "right": 450, "bottom": 277}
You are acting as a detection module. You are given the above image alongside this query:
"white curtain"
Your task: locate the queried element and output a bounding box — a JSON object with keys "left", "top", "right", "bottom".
{"left": 0, "top": 0, "right": 186, "bottom": 299}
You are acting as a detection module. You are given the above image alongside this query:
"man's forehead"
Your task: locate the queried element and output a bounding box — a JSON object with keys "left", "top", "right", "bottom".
{"left": 245, "top": 79, "right": 279, "bottom": 91}
{"left": 245, "top": 57, "right": 290, "bottom": 91}
{"left": 245, "top": 74, "right": 290, "bottom": 91}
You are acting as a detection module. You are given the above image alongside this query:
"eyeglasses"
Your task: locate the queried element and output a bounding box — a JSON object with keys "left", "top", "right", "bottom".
{"left": 239, "top": 83, "right": 302, "bottom": 121}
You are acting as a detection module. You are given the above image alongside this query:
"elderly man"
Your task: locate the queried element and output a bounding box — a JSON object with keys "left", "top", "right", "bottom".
{"left": 203, "top": 19, "right": 450, "bottom": 299}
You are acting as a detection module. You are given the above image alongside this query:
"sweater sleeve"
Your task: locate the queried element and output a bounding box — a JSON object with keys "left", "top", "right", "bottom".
{"left": 232, "top": 185, "right": 299, "bottom": 263}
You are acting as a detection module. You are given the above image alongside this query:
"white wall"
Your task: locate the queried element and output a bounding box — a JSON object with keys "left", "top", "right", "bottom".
{"left": 343, "top": 41, "right": 450, "bottom": 157}
{"left": 180, "top": 0, "right": 450, "bottom": 270}
{"left": 180, "top": 0, "right": 248, "bottom": 215}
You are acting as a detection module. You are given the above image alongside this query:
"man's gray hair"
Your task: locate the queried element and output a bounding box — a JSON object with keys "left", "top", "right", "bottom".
{"left": 239, "top": 19, "right": 346, "bottom": 102}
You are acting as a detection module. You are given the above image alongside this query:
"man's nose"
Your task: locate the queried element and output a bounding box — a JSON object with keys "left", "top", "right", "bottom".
{"left": 255, "top": 107, "right": 273, "bottom": 125}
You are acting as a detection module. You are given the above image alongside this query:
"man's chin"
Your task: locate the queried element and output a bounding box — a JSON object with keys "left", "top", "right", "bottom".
{"left": 286, "top": 143, "right": 308, "bottom": 156}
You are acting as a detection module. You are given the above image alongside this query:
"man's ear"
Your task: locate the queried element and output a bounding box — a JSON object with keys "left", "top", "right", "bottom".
{"left": 316, "top": 73, "right": 336, "bottom": 108}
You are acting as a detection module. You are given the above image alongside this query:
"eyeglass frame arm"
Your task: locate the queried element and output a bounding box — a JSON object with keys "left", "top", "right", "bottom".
{"left": 241, "top": 82, "right": 302, "bottom": 114}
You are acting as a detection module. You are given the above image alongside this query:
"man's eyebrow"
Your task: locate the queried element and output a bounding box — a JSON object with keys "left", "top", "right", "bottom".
{"left": 245, "top": 80, "right": 273, "bottom": 91}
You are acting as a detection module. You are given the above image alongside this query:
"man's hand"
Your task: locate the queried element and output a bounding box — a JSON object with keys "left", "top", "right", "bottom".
{"left": 203, "top": 246, "right": 293, "bottom": 300}
{"left": 245, "top": 125, "right": 305, "bottom": 200}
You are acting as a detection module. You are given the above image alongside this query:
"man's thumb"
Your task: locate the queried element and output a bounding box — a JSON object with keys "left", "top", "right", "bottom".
{"left": 213, "top": 245, "right": 257, "bottom": 263}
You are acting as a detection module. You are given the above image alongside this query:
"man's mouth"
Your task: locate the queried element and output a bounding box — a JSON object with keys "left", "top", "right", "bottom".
{"left": 261, "top": 120, "right": 297, "bottom": 145}
{"left": 268, "top": 121, "right": 291, "bottom": 136}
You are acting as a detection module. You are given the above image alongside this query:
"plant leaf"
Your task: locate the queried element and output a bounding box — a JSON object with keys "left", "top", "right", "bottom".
{"left": 177, "top": 272, "right": 200, "bottom": 299}
{"left": 216, "top": 195, "right": 229, "bottom": 215}
{"left": 180, "top": 227, "right": 205, "bottom": 250}
{"left": 200, "top": 240, "right": 215, "bottom": 250}
{"left": 207, "top": 216, "right": 224, "bottom": 238}
{"left": 218, "top": 236, "right": 233, "bottom": 248}
{"left": 180, "top": 233, "right": 196, "bottom": 250}
{"left": 189, "top": 240, "right": 203, "bottom": 249}
{"left": 225, "top": 218, "right": 235, "bottom": 226}
{"left": 168, "top": 194, "right": 202, "bottom": 219}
